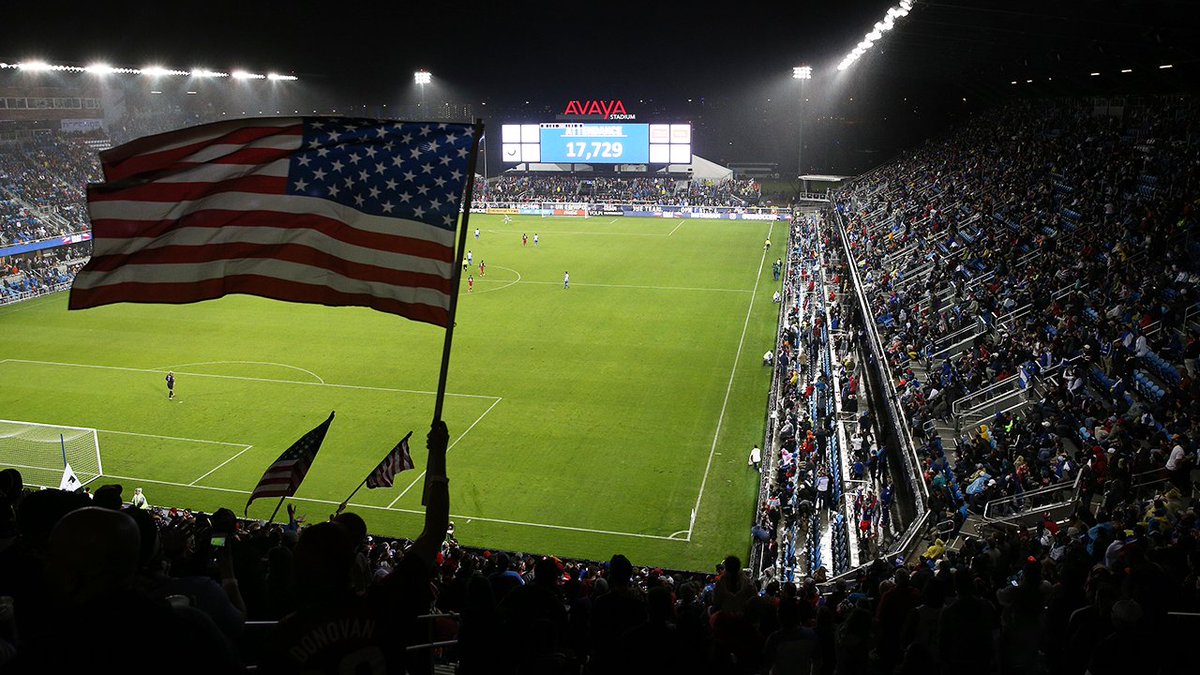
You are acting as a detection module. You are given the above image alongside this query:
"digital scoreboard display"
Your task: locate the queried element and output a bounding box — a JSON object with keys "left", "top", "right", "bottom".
{"left": 501, "top": 123, "right": 691, "bottom": 165}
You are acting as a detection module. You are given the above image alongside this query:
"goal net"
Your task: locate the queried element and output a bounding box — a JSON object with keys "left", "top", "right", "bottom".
{"left": 0, "top": 420, "right": 103, "bottom": 490}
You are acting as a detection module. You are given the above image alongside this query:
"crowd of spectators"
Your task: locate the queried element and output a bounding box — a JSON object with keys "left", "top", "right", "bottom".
{"left": 0, "top": 133, "right": 100, "bottom": 248}
{"left": 473, "top": 174, "right": 762, "bottom": 208}
{"left": 1, "top": 425, "right": 849, "bottom": 675}
{"left": 0, "top": 242, "right": 90, "bottom": 303}
{"left": 835, "top": 97, "right": 1200, "bottom": 533}
{"left": 3, "top": 96, "right": 1199, "bottom": 673}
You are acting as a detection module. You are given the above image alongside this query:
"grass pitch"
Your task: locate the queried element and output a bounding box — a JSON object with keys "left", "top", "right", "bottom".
{"left": 0, "top": 214, "right": 782, "bottom": 571}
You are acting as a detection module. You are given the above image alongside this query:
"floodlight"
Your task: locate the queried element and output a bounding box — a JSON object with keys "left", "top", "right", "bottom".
{"left": 17, "top": 61, "right": 52, "bottom": 72}
{"left": 837, "top": 1, "right": 914, "bottom": 71}
{"left": 414, "top": 70, "right": 432, "bottom": 85}
{"left": 793, "top": 66, "right": 812, "bottom": 80}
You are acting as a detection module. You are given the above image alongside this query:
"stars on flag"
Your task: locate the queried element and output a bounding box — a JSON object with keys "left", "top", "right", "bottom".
{"left": 287, "top": 118, "right": 475, "bottom": 231}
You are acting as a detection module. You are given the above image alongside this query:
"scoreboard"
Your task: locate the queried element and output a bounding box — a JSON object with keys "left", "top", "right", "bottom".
{"left": 501, "top": 123, "right": 692, "bottom": 165}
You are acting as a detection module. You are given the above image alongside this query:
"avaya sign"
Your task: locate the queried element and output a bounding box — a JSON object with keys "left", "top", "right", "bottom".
{"left": 561, "top": 99, "right": 635, "bottom": 120}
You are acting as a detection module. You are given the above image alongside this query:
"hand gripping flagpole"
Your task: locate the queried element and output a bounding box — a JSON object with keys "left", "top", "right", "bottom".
{"left": 425, "top": 119, "right": 485, "bottom": 505}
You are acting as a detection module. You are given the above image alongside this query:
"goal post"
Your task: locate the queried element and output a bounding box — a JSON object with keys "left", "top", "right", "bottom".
{"left": 0, "top": 419, "right": 103, "bottom": 489}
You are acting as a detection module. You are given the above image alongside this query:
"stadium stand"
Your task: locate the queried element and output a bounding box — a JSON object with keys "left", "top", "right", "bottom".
{"left": 1, "top": 94, "right": 1199, "bottom": 674}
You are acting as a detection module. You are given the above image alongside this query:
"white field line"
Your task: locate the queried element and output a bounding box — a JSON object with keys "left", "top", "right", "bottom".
{"left": 189, "top": 445, "right": 255, "bottom": 485}
{"left": 158, "top": 361, "right": 326, "bottom": 384}
{"left": 687, "top": 221, "right": 774, "bottom": 541}
{"left": 390, "top": 396, "right": 504, "bottom": 506}
{"left": 509, "top": 280, "right": 751, "bottom": 293}
{"left": 1, "top": 359, "right": 500, "bottom": 400}
{"left": 470, "top": 265, "right": 523, "bottom": 295}
{"left": 99, "top": 428, "right": 250, "bottom": 447}
{"left": 4, "top": 361, "right": 680, "bottom": 542}
{"left": 100, "top": 472, "right": 683, "bottom": 541}
{"left": 668, "top": 220, "right": 684, "bottom": 237}
{"left": 95, "top": 428, "right": 254, "bottom": 487}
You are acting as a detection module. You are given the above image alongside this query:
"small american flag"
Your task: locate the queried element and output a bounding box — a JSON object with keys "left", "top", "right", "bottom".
{"left": 70, "top": 117, "right": 479, "bottom": 327}
{"left": 365, "top": 431, "right": 415, "bottom": 489}
{"left": 245, "top": 411, "right": 334, "bottom": 514}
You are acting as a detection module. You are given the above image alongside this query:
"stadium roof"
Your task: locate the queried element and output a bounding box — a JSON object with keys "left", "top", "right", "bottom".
{"left": 4, "top": 1, "right": 1193, "bottom": 99}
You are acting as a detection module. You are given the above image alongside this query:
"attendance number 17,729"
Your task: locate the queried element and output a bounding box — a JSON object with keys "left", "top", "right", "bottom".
{"left": 564, "top": 141, "right": 623, "bottom": 160}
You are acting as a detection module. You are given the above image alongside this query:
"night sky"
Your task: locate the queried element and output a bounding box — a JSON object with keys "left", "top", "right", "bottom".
{"left": 2, "top": 1, "right": 1193, "bottom": 175}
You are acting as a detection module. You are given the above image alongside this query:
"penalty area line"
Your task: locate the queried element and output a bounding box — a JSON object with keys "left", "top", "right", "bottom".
{"left": 390, "top": 396, "right": 504, "bottom": 506}
{"left": 1, "top": 359, "right": 501, "bottom": 401}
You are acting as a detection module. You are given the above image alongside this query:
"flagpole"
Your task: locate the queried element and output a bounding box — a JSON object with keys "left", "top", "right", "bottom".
{"left": 61, "top": 434, "right": 67, "bottom": 467}
{"left": 425, "top": 119, "right": 485, "bottom": 505}
{"left": 267, "top": 496, "right": 286, "bottom": 523}
{"left": 338, "top": 478, "right": 369, "bottom": 516}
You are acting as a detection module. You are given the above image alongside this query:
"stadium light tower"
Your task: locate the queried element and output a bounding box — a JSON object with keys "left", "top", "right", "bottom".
{"left": 414, "top": 70, "right": 431, "bottom": 108}
{"left": 793, "top": 66, "right": 812, "bottom": 183}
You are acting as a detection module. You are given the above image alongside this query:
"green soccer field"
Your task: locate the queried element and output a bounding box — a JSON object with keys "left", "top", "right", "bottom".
{"left": 0, "top": 213, "right": 782, "bottom": 571}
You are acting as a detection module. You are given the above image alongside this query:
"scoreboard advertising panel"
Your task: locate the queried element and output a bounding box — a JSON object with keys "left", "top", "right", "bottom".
{"left": 501, "top": 123, "right": 692, "bottom": 165}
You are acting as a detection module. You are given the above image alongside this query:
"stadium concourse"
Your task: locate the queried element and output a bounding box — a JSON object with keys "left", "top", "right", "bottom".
{"left": 2, "top": 96, "right": 1200, "bottom": 674}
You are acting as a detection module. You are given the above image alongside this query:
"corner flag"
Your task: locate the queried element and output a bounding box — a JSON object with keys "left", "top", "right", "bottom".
{"left": 59, "top": 462, "right": 81, "bottom": 491}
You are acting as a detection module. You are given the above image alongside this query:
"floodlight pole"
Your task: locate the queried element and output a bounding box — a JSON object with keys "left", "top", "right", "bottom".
{"left": 793, "top": 66, "right": 812, "bottom": 193}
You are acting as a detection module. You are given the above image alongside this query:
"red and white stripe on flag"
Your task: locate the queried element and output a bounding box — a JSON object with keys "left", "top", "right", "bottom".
{"left": 70, "top": 117, "right": 478, "bottom": 327}
{"left": 366, "top": 433, "right": 415, "bottom": 489}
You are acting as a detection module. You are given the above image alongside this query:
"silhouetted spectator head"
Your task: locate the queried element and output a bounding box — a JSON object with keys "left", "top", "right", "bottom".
{"left": 46, "top": 506, "right": 140, "bottom": 605}
{"left": 15, "top": 488, "right": 91, "bottom": 549}
{"left": 646, "top": 585, "right": 674, "bottom": 622}
{"left": 723, "top": 555, "right": 742, "bottom": 577}
{"left": 292, "top": 521, "right": 355, "bottom": 606}
{"left": 211, "top": 507, "right": 238, "bottom": 534}
{"left": 953, "top": 567, "right": 976, "bottom": 597}
{"left": 534, "top": 556, "right": 561, "bottom": 585}
{"left": 331, "top": 510, "right": 368, "bottom": 545}
{"left": 92, "top": 484, "right": 123, "bottom": 510}
{"left": 608, "top": 554, "right": 633, "bottom": 586}
{"left": 122, "top": 505, "right": 161, "bottom": 568}
{"left": 0, "top": 468, "right": 22, "bottom": 505}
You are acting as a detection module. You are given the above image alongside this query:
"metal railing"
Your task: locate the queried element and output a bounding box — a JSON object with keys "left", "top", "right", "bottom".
{"left": 982, "top": 468, "right": 1084, "bottom": 521}
{"left": 950, "top": 373, "right": 1022, "bottom": 415}
{"left": 832, "top": 201, "right": 928, "bottom": 515}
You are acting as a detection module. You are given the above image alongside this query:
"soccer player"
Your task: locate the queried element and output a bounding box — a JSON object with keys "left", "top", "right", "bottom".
{"left": 534, "top": 233, "right": 539, "bottom": 246}
{"left": 466, "top": 250, "right": 473, "bottom": 266}
{"left": 467, "top": 275, "right": 474, "bottom": 293}
{"left": 522, "top": 233, "right": 528, "bottom": 246}
{"left": 563, "top": 271, "right": 569, "bottom": 289}
{"left": 503, "top": 215, "right": 513, "bottom": 224}
{"left": 479, "top": 261, "right": 486, "bottom": 276}
{"left": 474, "top": 227, "right": 480, "bottom": 239}
{"left": 764, "top": 237, "right": 771, "bottom": 251}
{"left": 166, "top": 371, "right": 175, "bottom": 400}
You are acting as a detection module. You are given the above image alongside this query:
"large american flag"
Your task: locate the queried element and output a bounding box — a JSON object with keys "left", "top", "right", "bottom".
{"left": 69, "top": 117, "right": 479, "bottom": 327}
{"left": 245, "top": 411, "right": 335, "bottom": 514}
{"left": 365, "top": 431, "right": 415, "bottom": 489}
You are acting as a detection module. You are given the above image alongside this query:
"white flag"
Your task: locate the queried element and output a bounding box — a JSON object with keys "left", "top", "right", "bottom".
{"left": 60, "top": 462, "right": 81, "bottom": 491}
